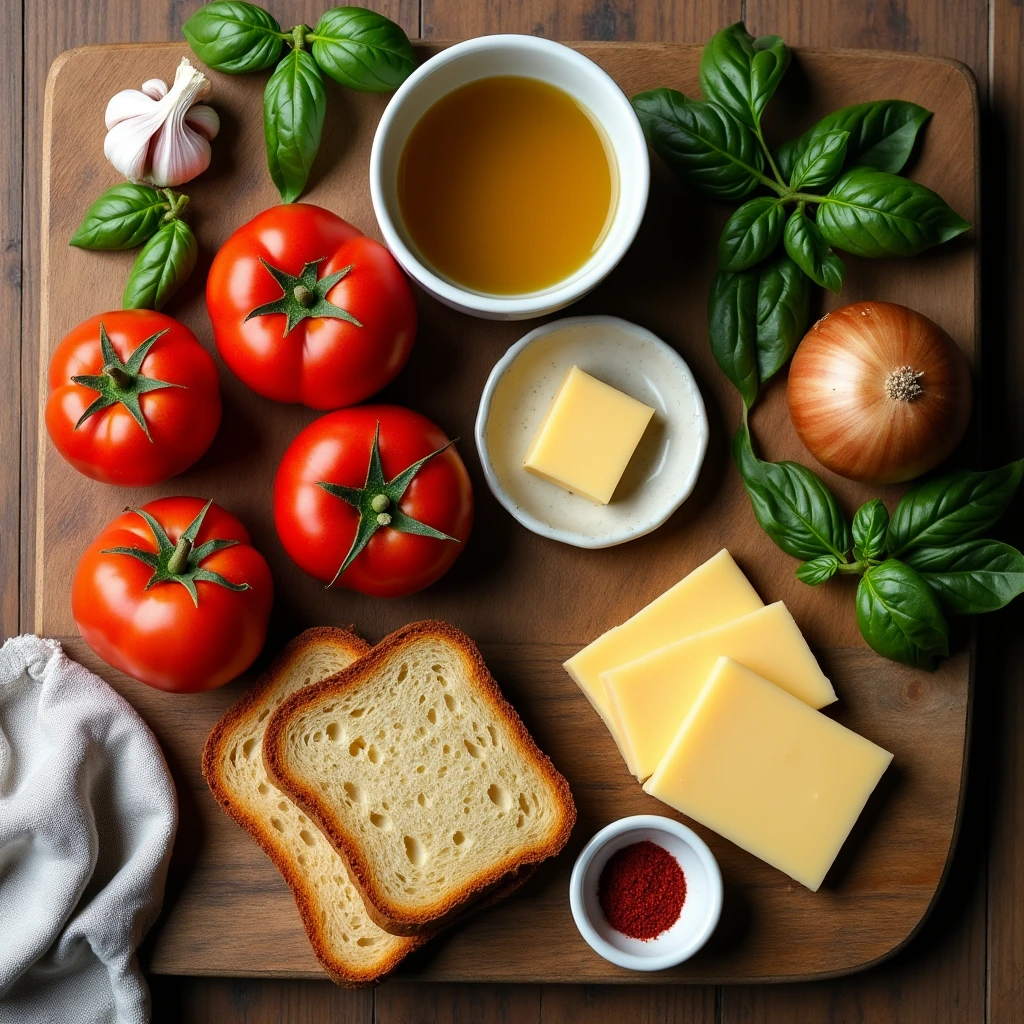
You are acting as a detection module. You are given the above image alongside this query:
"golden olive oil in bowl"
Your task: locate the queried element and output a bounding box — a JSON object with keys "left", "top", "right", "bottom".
{"left": 397, "top": 76, "right": 617, "bottom": 296}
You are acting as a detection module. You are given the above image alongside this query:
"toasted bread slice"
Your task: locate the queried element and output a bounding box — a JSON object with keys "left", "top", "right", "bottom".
{"left": 202, "top": 628, "right": 422, "bottom": 985}
{"left": 264, "top": 621, "right": 576, "bottom": 935}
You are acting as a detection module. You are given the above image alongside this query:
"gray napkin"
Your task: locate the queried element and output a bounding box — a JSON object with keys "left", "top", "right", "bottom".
{"left": 0, "top": 636, "right": 177, "bottom": 1024}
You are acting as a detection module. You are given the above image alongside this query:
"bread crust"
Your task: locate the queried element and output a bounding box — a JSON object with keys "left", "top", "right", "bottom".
{"left": 263, "top": 620, "right": 577, "bottom": 936}
{"left": 202, "top": 627, "right": 424, "bottom": 986}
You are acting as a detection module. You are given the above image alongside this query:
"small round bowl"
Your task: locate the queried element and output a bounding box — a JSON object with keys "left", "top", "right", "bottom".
{"left": 570, "top": 815, "right": 723, "bottom": 972}
{"left": 475, "top": 315, "right": 709, "bottom": 549}
{"left": 369, "top": 35, "right": 650, "bottom": 320}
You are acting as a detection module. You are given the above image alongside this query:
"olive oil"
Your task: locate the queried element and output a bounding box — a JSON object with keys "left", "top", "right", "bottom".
{"left": 397, "top": 76, "right": 616, "bottom": 295}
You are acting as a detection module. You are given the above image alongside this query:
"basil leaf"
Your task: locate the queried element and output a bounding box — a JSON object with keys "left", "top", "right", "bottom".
{"left": 734, "top": 420, "right": 852, "bottom": 560}
{"left": 632, "top": 88, "right": 764, "bottom": 200}
{"left": 718, "top": 197, "right": 785, "bottom": 271}
{"left": 755, "top": 254, "right": 810, "bottom": 383}
{"left": 856, "top": 560, "right": 949, "bottom": 669}
{"left": 708, "top": 269, "right": 759, "bottom": 408}
{"left": 776, "top": 100, "right": 932, "bottom": 182}
{"left": 888, "top": 460, "right": 1024, "bottom": 556}
{"left": 853, "top": 498, "right": 890, "bottom": 562}
{"left": 699, "top": 23, "right": 790, "bottom": 129}
{"left": 183, "top": 0, "right": 284, "bottom": 74}
{"left": 70, "top": 184, "right": 168, "bottom": 251}
{"left": 311, "top": 7, "right": 416, "bottom": 92}
{"left": 783, "top": 207, "right": 845, "bottom": 293}
{"left": 264, "top": 47, "right": 327, "bottom": 204}
{"left": 904, "top": 540, "right": 1024, "bottom": 615}
{"left": 796, "top": 554, "right": 840, "bottom": 586}
{"left": 817, "top": 168, "right": 971, "bottom": 258}
{"left": 789, "top": 129, "right": 848, "bottom": 190}
{"left": 122, "top": 219, "right": 197, "bottom": 311}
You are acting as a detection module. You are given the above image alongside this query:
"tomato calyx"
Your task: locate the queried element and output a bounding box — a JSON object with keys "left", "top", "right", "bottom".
{"left": 100, "top": 499, "right": 251, "bottom": 607}
{"left": 317, "top": 422, "right": 460, "bottom": 586}
{"left": 71, "top": 323, "right": 183, "bottom": 440}
{"left": 245, "top": 257, "right": 364, "bottom": 336}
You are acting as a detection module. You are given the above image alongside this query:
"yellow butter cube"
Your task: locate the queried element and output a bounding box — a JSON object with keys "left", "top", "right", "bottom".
{"left": 644, "top": 657, "right": 892, "bottom": 891}
{"left": 524, "top": 365, "right": 655, "bottom": 505}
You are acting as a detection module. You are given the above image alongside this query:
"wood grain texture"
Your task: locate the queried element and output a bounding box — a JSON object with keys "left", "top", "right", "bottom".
{"left": 35, "top": 38, "right": 976, "bottom": 985}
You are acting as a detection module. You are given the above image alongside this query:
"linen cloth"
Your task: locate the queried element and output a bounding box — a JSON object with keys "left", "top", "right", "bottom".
{"left": 0, "top": 635, "right": 176, "bottom": 1024}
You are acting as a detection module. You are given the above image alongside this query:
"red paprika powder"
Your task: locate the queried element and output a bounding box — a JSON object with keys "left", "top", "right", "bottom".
{"left": 597, "top": 839, "right": 686, "bottom": 940}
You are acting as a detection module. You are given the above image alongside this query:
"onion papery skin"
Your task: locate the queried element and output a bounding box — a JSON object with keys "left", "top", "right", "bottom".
{"left": 787, "top": 301, "right": 972, "bottom": 484}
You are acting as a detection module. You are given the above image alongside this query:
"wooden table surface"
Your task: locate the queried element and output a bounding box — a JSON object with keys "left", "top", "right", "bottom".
{"left": 4, "top": 1, "right": 1022, "bottom": 1022}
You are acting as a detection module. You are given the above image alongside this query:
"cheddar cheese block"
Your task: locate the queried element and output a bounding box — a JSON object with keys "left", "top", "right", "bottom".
{"left": 644, "top": 658, "right": 892, "bottom": 891}
{"left": 563, "top": 549, "right": 763, "bottom": 758}
{"left": 603, "top": 601, "right": 835, "bottom": 780}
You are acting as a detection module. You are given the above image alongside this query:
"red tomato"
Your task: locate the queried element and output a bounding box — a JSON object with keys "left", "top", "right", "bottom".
{"left": 46, "top": 310, "right": 221, "bottom": 486}
{"left": 274, "top": 405, "right": 473, "bottom": 598}
{"left": 72, "top": 497, "right": 274, "bottom": 693}
{"left": 206, "top": 204, "right": 416, "bottom": 409}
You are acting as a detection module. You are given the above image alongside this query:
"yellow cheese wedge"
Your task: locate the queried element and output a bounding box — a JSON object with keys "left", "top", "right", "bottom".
{"left": 644, "top": 657, "right": 892, "bottom": 890}
{"left": 603, "top": 601, "right": 836, "bottom": 780}
{"left": 523, "top": 365, "right": 655, "bottom": 505}
{"left": 563, "top": 550, "right": 763, "bottom": 759}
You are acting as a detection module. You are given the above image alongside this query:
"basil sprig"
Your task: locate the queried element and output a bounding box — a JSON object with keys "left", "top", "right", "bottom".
{"left": 183, "top": 3, "right": 416, "bottom": 203}
{"left": 122, "top": 219, "right": 198, "bottom": 311}
{"left": 735, "top": 427, "right": 1024, "bottom": 668}
{"left": 633, "top": 22, "right": 969, "bottom": 410}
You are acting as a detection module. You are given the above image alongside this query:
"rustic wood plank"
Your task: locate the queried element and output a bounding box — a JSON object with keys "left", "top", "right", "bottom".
{"left": 539, "top": 984, "right": 717, "bottom": 1022}
{"left": 375, "top": 983, "right": 540, "bottom": 1023}
{"left": 985, "top": 0, "right": 1024, "bottom": 1019}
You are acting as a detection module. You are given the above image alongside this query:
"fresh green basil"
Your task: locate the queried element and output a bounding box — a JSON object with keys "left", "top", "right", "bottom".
{"left": 796, "top": 554, "right": 840, "bottom": 586}
{"left": 856, "top": 560, "right": 949, "bottom": 669}
{"left": 904, "top": 540, "right": 1024, "bottom": 615}
{"left": 698, "top": 23, "right": 790, "bottom": 130}
{"left": 708, "top": 270, "right": 759, "bottom": 408}
{"left": 264, "top": 47, "right": 327, "bottom": 204}
{"left": 817, "top": 167, "right": 971, "bottom": 258}
{"left": 852, "top": 498, "right": 889, "bottom": 562}
{"left": 310, "top": 7, "right": 416, "bottom": 92}
{"left": 788, "top": 129, "right": 848, "bottom": 190}
{"left": 734, "top": 420, "right": 852, "bottom": 560}
{"left": 755, "top": 254, "right": 810, "bottom": 383}
{"left": 632, "top": 88, "right": 765, "bottom": 200}
{"left": 776, "top": 100, "right": 932, "bottom": 182}
{"left": 122, "top": 219, "right": 197, "bottom": 311}
{"left": 718, "top": 197, "right": 785, "bottom": 271}
{"left": 70, "top": 184, "right": 169, "bottom": 251}
{"left": 783, "top": 206, "right": 844, "bottom": 293}
{"left": 183, "top": 0, "right": 284, "bottom": 74}
{"left": 888, "top": 460, "right": 1024, "bottom": 556}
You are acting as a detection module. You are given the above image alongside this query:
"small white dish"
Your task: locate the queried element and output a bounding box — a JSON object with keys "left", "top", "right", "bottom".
{"left": 475, "top": 315, "right": 709, "bottom": 549}
{"left": 569, "top": 815, "right": 723, "bottom": 972}
{"left": 369, "top": 35, "right": 649, "bottom": 320}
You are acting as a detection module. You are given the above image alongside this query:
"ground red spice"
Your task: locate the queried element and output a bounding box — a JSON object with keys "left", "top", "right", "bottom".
{"left": 597, "top": 839, "right": 686, "bottom": 940}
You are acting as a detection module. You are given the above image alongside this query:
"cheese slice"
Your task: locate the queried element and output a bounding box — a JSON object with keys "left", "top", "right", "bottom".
{"left": 644, "top": 658, "right": 892, "bottom": 890}
{"left": 603, "top": 601, "right": 836, "bottom": 780}
{"left": 563, "top": 550, "right": 763, "bottom": 751}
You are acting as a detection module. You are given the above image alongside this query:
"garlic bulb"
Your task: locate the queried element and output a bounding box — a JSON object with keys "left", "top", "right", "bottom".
{"left": 104, "top": 57, "right": 220, "bottom": 187}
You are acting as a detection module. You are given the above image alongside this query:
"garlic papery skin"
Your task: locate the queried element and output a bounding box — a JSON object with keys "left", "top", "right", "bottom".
{"left": 103, "top": 57, "right": 220, "bottom": 187}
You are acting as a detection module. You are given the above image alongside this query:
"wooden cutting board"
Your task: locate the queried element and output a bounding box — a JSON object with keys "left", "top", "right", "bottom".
{"left": 37, "top": 41, "right": 978, "bottom": 983}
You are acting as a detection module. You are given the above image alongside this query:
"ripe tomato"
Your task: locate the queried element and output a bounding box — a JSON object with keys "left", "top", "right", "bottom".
{"left": 72, "top": 497, "right": 274, "bottom": 693}
{"left": 46, "top": 310, "right": 221, "bottom": 486}
{"left": 206, "top": 204, "right": 416, "bottom": 409}
{"left": 274, "top": 405, "right": 473, "bottom": 598}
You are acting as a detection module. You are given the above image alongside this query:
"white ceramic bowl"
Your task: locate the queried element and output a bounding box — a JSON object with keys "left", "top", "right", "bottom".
{"left": 369, "top": 35, "right": 650, "bottom": 320}
{"left": 570, "top": 815, "right": 723, "bottom": 972}
{"left": 474, "top": 316, "right": 709, "bottom": 549}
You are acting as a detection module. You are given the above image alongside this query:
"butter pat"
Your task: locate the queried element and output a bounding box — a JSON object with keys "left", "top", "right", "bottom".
{"left": 524, "top": 365, "right": 655, "bottom": 505}
{"left": 564, "top": 550, "right": 763, "bottom": 755}
{"left": 603, "top": 602, "right": 835, "bottom": 780}
{"left": 645, "top": 658, "right": 892, "bottom": 890}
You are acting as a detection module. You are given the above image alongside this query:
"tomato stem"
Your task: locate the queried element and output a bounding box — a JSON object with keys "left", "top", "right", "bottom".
{"left": 103, "top": 363, "right": 133, "bottom": 389}
{"left": 167, "top": 536, "right": 193, "bottom": 576}
{"left": 293, "top": 284, "right": 315, "bottom": 307}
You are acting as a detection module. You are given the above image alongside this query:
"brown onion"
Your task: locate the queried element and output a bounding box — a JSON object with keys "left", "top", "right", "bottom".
{"left": 787, "top": 301, "right": 972, "bottom": 484}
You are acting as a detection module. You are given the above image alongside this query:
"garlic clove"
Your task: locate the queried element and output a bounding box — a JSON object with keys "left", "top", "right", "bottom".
{"left": 104, "top": 100, "right": 169, "bottom": 181}
{"left": 105, "top": 87, "right": 157, "bottom": 131}
{"left": 141, "top": 78, "right": 169, "bottom": 101}
{"left": 184, "top": 104, "right": 220, "bottom": 141}
{"left": 150, "top": 123, "right": 212, "bottom": 188}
